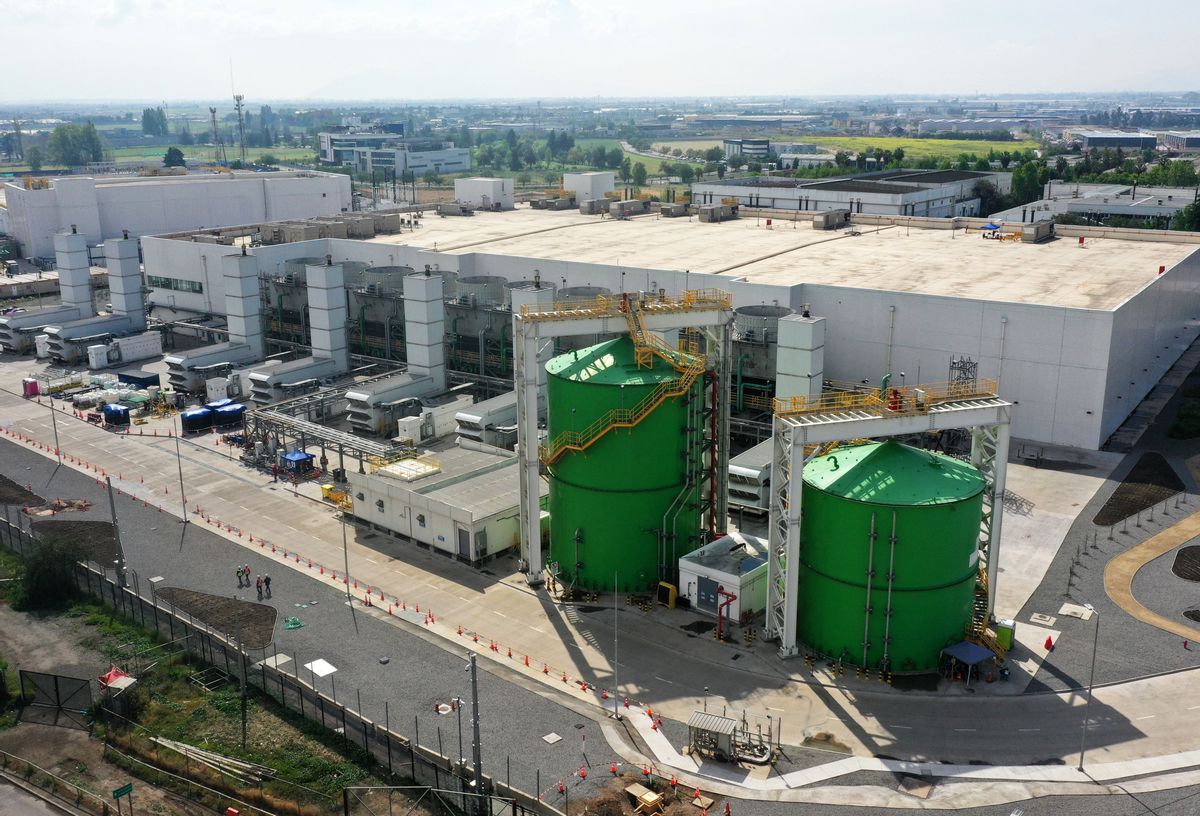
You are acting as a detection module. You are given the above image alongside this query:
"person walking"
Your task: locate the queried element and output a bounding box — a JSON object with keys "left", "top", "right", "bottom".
{"left": 255, "top": 574, "right": 264, "bottom": 600}
{"left": 271, "top": 463, "right": 278, "bottom": 483}
{"left": 263, "top": 574, "right": 272, "bottom": 598}
{"left": 236, "top": 565, "right": 244, "bottom": 588}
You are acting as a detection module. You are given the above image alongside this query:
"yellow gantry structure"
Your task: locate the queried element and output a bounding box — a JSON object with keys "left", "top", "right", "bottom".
{"left": 535, "top": 291, "right": 728, "bottom": 466}
{"left": 774, "top": 378, "right": 999, "bottom": 419}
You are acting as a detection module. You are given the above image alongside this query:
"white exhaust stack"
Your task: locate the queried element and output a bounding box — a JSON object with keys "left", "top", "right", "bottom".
{"left": 403, "top": 266, "right": 446, "bottom": 392}
{"left": 54, "top": 227, "right": 95, "bottom": 318}
{"left": 307, "top": 257, "right": 349, "bottom": 373}
{"left": 105, "top": 230, "right": 145, "bottom": 331}
{"left": 223, "top": 248, "right": 264, "bottom": 359}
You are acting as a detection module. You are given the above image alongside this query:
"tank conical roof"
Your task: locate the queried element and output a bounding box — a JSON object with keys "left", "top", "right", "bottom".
{"left": 803, "top": 440, "right": 984, "bottom": 505}
{"left": 545, "top": 336, "right": 678, "bottom": 386}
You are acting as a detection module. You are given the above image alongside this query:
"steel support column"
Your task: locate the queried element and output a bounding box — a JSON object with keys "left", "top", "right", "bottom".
{"left": 764, "top": 416, "right": 802, "bottom": 656}
{"left": 971, "top": 422, "right": 1010, "bottom": 617}
{"left": 515, "top": 327, "right": 544, "bottom": 584}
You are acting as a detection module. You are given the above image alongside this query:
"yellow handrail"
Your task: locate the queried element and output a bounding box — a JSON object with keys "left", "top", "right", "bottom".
{"left": 774, "top": 378, "right": 998, "bottom": 418}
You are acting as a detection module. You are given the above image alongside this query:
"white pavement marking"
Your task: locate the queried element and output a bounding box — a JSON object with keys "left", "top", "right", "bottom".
{"left": 255, "top": 654, "right": 293, "bottom": 669}
{"left": 890, "top": 725, "right": 912, "bottom": 730}
{"left": 1137, "top": 715, "right": 1157, "bottom": 720}
{"left": 1018, "top": 728, "right": 1040, "bottom": 732}
{"left": 653, "top": 676, "right": 674, "bottom": 685}
{"left": 303, "top": 658, "right": 337, "bottom": 677}
{"left": 542, "top": 733, "right": 562, "bottom": 745}
{"left": 1189, "top": 705, "right": 1200, "bottom": 711}
{"left": 493, "top": 611, "right": 508, "bottom": 618}
{"left": 953, "top": 728, "right": 977, "bottom": 732}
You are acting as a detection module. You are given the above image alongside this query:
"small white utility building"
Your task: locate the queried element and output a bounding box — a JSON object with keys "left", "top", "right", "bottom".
{"left": 562, "top": 172, "right": 615, "bottom": 203}
{"left": 454, "top": 178, "right": 514, "bottom": 211}
{"left": 678, "top": 532, "right": 769, "bottom": 621}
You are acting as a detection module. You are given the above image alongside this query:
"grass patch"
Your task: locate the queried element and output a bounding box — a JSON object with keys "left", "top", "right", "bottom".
{"left": 69, "top": 602, "right": 392, "bottom": 805}
{"left": 646, "top": 135, "right": 1040, "bottom": 161}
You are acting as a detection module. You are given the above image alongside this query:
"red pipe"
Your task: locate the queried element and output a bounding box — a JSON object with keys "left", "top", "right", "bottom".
{"left": 716, "top": 586, "right": 737, "bottom": 640}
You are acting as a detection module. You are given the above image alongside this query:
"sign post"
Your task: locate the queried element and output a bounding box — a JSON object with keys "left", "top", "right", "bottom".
{"left": 112, "top": 782, "right": 133, "bottom": 815}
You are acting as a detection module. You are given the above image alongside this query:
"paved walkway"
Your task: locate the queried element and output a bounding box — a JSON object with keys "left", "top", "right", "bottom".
{"left": 1105, "top": 509, "right": 1200, "bottom": 640}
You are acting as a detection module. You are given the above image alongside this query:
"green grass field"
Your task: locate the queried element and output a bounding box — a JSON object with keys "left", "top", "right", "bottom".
{"left": 575, "top": 138, "right": 702, "bottom": 170}
{"left": 648, "top": 135, "right": 1040, "bottom": 161}
{"left": 108, "top": 144, "right": 316, "bottom": 164}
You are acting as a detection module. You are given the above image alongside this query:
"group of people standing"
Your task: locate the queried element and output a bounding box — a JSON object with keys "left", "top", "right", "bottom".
{"left": 235, "top": 563, "right": 272, "bottom": 600}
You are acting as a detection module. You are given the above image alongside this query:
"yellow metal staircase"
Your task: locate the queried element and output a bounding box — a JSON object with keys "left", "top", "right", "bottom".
{"left": 539, "top": 300, "right": 706, "bottom": 466}
{"left": 964, "top": 566, "right": 1007, "bottom": 659}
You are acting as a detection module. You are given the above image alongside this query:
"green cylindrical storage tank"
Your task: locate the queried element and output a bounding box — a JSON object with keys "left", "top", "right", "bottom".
{"left": 797, "top": 441, "right": 984, "bottom": 673}
{"left": 547, "top": 336, "right": 704, "bottom": 593}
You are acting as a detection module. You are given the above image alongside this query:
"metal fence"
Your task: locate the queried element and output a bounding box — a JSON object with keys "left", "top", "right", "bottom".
{"left": 0, "top": 748, "right": 115, "bottom": 815}
{"left": 0, "top": 518, "right": 560, "bottom": 816}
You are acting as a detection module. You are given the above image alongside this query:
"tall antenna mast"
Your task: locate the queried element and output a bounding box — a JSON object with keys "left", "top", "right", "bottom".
{"left": 209, "top": 106, "right": 228, "bottom": 166}
{"left": 230, "top": 59, "right": 247, "bottom": 164}
{"left": 233, "top": 94, "right": 247, "bottom": 164}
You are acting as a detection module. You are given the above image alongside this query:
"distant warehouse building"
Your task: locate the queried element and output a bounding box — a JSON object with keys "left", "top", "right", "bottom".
{"left": 2, "top": 170, "right": 352, "bottom": 259}
{"left": 723, "top": 138, "right": 771, "bottom": 159}
{"left": 693, "top": 170, "right": 1008, "bottom": 217}
{"left": 319, "top": 129, "right": 470, "bottom": 176}
{"left": 1160, "top": 131, "right": 1200, "bottom": 152}
{"left": 1063, "top": 129, "right": 1158, "bottom": 150}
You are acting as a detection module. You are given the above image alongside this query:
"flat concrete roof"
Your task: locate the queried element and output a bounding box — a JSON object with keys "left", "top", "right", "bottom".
{"left": 367, "top": 207, "right": 1200, "bottom": 310}
{"left": 375, "top": 441, "right": 546, "bottom": 519}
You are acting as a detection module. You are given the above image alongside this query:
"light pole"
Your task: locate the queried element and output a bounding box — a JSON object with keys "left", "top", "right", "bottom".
{"left": 467, "top": 654, "right": 483, "bottom": 803}
{"left": 453, "top": 696, "right": 464, "bottom": 767}
{"left": 1077, "top": 603, "right": 1100, "bottom": 772}
{"left": 48, "top": 400, "right": 61, "bottom": 465}
{"left": 173, "top": 417, "right": 187, "bottom": 523}
{"left": 613, "top": 570, "right": 620, "bottom": 721}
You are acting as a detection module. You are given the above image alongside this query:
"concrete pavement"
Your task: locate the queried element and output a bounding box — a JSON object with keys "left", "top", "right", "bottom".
{"left": 3, "top": 366, "right": 1200, "bottom": 808}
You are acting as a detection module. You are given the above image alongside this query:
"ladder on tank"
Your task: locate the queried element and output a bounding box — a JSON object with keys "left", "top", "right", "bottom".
{"left": 538, "top": 297, "right": 705, "bottom": 466}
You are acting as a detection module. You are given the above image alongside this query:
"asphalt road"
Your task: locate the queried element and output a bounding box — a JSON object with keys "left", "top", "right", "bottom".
{"left": 1, "top": 425, "right": 1198, "bottom": 812}
{"left": 0, "top": 780, "right": 71, "bottom": 816}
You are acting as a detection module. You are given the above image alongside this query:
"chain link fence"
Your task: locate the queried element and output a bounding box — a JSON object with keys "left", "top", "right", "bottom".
{"left": 0, "top": 517, "right": 561, "bottom": 816}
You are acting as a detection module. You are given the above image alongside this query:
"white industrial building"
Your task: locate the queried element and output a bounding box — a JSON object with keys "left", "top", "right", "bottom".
{"left": 348, "top": 441, "right": 546, "bottom": 564}
{"left": 993, "top": 182, "right": 1200, "bottom": 227}
{"left": 561, "top": 172, "right": 615, "bottom": 203}
{"left": 778, "top": 154, "right": 838, "bottom": 170}
{"left": 693, "top": 169, "right": 1008, "bottom": 217}
{"left": 454, "top": 178, "right": 514, "bottom": 211}
{"left": 139, "top": 204, "right": 1200, "bottom": 451}
{"left": 678, "top": 532, "right": 769, "bottom": 621}
{"left": 319, "top": 130, "right": 470, "bottom": 176}
{"left": 3, "top": 171, "right": 351, "bottom": 259}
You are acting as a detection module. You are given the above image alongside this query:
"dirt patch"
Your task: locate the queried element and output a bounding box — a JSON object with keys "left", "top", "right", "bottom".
{"left": 0, "top": 605, "right": 108, "bottom": 680}
{"left": 155, "top": 588, "right": 277, "bottom": 649}
{"left": 1093, "top": 452, "right": 1184, "bottom": 526}
{"left": 802, "top": 731, "right": 852, "bottom": 754}
{"left": 31, "top": 520, "right": 117, "bottom": 565}
{"left": 0, "top": 723, "right": 212, "bottom": 816}
{"left": 1172, "top": 545, "right": 1200, "bottom": 582}
{"left": 0, "top": 474, "right": 45, "bottom": 506}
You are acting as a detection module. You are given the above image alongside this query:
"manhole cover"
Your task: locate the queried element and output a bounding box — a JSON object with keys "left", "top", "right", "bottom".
{"left": 1172, "top": 546, "right": 1200, "bottom": 582}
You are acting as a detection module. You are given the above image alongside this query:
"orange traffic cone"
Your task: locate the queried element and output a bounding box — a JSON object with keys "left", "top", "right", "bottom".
{"left": 1044, "top": 635, "right": 1054, "bottom": 651}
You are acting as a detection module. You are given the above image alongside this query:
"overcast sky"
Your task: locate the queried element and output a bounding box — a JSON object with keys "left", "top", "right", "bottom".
{"left": 3, "top": 0, "right": 1198, "bottom": 103}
